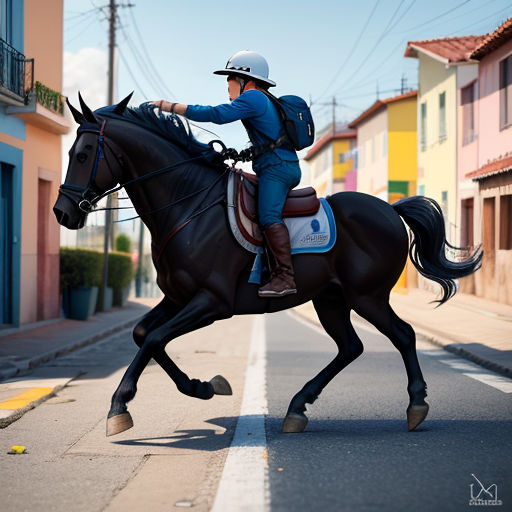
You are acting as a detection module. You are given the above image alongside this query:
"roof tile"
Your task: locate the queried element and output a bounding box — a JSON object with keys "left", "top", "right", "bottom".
{"left": 405, "top": 35, "right": 486, "bottom": 63}
{"left": 470, "top": 17, "right": 512, "bottom": 59}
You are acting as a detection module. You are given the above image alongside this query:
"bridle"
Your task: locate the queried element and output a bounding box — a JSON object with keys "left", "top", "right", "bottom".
{"left": 58, "top": 118, "right": 209, "bottom": 215}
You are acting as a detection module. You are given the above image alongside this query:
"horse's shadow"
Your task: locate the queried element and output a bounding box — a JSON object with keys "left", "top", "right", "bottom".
{"left": 111, "top": 416, "right": 512, "bottom": 452}
{"left": 112, "top": 416, "right": 239, "bottom": 451}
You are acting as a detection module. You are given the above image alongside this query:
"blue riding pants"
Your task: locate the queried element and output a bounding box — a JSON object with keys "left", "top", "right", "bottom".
{"left": 257, "top": 160, "right": 301, "bottom": 228}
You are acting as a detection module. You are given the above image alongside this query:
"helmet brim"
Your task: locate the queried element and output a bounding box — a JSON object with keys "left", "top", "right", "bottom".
{"left": 213, "top": 69, "right": 276, "bottom": 87}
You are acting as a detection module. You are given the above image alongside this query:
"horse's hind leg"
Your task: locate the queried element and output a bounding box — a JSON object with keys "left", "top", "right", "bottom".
{"left": 353, "top": 297, "right": 429, "bottom": 431}
{"left": 283, "top": 287, "right": 364, "bottom": 433}
{"left": 107, "top": 293, "right": 231, "bottom": 436}
{"left": 133, "top": 297, "right": 232, "bottom": 398}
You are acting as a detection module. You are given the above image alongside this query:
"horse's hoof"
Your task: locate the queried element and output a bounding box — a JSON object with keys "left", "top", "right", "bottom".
{"left": 210, "top": 375, "right": 232, "bottom": 396}
{"left": 282, "top": 413, "right": 308, "bottom": 433}
{"left": 106, "top": 412, "right": 134, "bottom": 437}
{"left": 407, "top": 404, "right": 429, "bottom": 431}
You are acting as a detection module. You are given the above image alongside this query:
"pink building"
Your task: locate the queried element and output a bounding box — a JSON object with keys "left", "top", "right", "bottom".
{"left": 465, "top": 18, "right": 512, "bottom": 305}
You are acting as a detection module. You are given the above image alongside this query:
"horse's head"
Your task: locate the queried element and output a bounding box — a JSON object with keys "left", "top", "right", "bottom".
{"left": 53, "top": 92, "right": 132, "bottom": 229}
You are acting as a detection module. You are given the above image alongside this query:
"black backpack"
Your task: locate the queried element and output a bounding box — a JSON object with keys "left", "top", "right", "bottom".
{"left": 262, "top": 90, "right": 315, "bottom": 151}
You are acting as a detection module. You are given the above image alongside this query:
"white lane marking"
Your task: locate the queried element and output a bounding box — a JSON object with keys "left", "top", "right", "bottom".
{"left": 420, "top": 352, "right": 512, "bottom": 393}
{"left": 462, "top": 372, "right": 512, "bottom": 393}
{"left": 211, "top": 315, "right": 269, "bottom": 512}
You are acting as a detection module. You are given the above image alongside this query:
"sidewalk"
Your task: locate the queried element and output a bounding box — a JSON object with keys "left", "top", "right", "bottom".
{"left": 293, "top": 289, "right": 512, "bottom": 378}
{"left": 0, "top": 298, "right": 157, "bottom": 382}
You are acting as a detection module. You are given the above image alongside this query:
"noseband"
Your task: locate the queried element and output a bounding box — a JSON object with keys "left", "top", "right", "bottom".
{"left": 59, "top": 119, "right": 118, "bottom": 213}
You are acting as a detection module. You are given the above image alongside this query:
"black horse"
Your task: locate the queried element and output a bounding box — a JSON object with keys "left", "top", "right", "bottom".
{"left": 54, "top": 94, "right": 482, "bottom": 437}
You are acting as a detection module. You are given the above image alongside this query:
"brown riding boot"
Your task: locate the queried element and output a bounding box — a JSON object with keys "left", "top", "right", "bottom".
{"left": 258, "top": 222, "right": 297, "bottom": 298}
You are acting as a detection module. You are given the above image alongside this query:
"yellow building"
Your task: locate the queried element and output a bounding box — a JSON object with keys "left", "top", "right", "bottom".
{"left": 349, "top": 91, "right": 418, "bottom": 290}
{"left": 349, "top": 91, "right": 417, "bottom": 202}
{"left": 405, "top": 36, "right": 484, "bottom": 245}
{"left": 303, "top": 128, "right": 357, "bottom": 197}
{"left": 0, "top": 0, "right": 70, "bottom": 325}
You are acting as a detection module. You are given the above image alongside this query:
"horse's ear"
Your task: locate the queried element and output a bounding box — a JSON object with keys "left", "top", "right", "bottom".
{"left": 66, "top": 97, "right": 84, "bottom": 124}
{"left": 78, "top": 92, "right": 99, "bottom": 123}
{"left": 113, "top": 92, "right": 133, "bottom": 115}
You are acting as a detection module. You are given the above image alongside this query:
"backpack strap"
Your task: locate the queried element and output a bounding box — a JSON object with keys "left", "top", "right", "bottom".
{"left": 241, "top": 94, "right": 295, "bottom": 161}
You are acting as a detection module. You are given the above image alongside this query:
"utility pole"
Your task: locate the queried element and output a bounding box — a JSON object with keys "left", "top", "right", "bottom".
{"left": 100, "top": 0, "right": 117, "bottom": 311}
{"left": 135, "top": 219, "right": 144, "bottom": 297}
{"left": 331, "top": 96, "right": 337, "bottom": 135}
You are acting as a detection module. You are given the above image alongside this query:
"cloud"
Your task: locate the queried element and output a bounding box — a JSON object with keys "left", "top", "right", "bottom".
{"left": 63, "top": 47, "right": 108, "bottom": 109}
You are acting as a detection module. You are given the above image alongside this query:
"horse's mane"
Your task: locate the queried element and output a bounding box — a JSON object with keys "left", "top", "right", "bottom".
{"left": 95, "top": 103, "right": 222, "bottom": 167}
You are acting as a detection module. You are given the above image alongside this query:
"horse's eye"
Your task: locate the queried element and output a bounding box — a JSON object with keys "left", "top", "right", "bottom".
{"left": 77, "top": 152, "right": 88, "bottom": 163}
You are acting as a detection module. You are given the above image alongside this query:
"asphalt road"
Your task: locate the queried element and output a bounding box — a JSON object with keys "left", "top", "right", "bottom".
{"left": 265, "top": 311, "right": 512, "bottom": 512}
{"left": 1, "top": 311, "right": 511, "bottom": 511}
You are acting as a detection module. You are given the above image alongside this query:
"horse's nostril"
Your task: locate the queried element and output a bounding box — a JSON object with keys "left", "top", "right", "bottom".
{"left": 53, "top": 207, "right": 68, "bottom": 226}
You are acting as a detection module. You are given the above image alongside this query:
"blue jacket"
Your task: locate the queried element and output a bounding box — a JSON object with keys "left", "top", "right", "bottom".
{"left": 185, "top": 90, "right": 298, "bottom": 171}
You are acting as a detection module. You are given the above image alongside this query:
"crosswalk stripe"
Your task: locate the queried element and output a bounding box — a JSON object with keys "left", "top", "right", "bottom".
{"left": 420, "top": 352, "right": 512, "bottom": 393}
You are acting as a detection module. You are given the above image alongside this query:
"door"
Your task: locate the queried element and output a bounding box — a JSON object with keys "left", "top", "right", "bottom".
{"left": 1, "top": 162, "right": 14, "bottom": 325}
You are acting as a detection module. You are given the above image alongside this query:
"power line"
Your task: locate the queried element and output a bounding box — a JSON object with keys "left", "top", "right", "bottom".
{"left": 118, "top": 46, "right": 148, "bottom": 98}
{"left": 64, "top": 15, "right": 100, "bottom": 44}
{"left": 452, "top": 5, "right": 512, "bottom": 35}
{"left": 328, "top": 0, "right": 408, "bottom": 97}
{"left": 394, "top": 0, "right": 472, "bottom": 34}
{"left": 314, "top": 0, "right": 380, "bottom": 104}
{"left": 127, "top": 8, "right": 176, "bottom": 100}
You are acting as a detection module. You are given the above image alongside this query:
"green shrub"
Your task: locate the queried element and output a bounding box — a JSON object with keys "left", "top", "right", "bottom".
{"left": 115, "top": 233, "right": 131, "bottom": 253}
{"left": 60, "top": 248, "right": 103, "bottom": 288}
{"left": 108, "top": 251, "right": 134, "bottom": 289}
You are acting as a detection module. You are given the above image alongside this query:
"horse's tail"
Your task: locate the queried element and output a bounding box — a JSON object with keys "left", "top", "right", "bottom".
{"left": 392, "top": 195, "right": 483, "bottom": 305}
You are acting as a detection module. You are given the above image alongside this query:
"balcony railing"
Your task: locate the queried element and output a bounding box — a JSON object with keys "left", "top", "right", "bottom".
{"left": 0, "top": 38, "right": 33, "bottom": 103}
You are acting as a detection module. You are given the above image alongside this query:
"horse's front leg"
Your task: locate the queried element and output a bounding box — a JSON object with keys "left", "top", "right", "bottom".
{"left": 106, "top": 290, "right": 231, "bottom": 436}
{"left": 133, "top": 297, "right": 232, "bottom": 400}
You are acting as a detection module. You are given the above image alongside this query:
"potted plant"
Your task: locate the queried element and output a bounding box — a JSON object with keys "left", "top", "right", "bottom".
{"left": 60, "top": 248, "right": 103, "bottom": 320}
{"left": 108, "top": 251, "right": 134, "bottom": 306}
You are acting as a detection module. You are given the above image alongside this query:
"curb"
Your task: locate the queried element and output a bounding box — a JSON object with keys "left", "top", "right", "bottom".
{"left": 0, "top": 315, "right": 143, "bottom": 382}
{"left": 0, "top": 374, "right": 80, "bottom": 428}
{"left": 290, "top": 308, "right": 512, "bottom": 380}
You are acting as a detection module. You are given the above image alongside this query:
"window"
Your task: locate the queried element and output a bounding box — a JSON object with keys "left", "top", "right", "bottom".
{"left": 338, "top": 153, "right": 345, "bottom": 163}
{"left": 499, "top": 55, "right": 512, "bottom": 130}
{"left": 461, "top": 82, "right": 476, "bottom": 145}
{"left": 499, "top": 195, "right": 512, "bottom": 250}
{"left": 418, "top": 184, "right": 425, "bottom": 196}
{"left": 420, "top": 102, "right": 427, "bottom": 151}
{"left": 439, "top": 92, "right": 446, "bottom": 141}
{"left": 0, "top": 0, "right": 13, "bottom": 44}
{"left": 441, "top": 191, "right": 448, "bottom": 221}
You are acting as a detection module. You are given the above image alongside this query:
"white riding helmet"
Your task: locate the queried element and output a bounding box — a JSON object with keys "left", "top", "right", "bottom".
{"left": 213, "top": 50, "right": 276, "bottom": 88}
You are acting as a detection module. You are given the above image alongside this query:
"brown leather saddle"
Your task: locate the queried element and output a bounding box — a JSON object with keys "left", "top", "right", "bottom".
{"left": 233, "top": 171, "right": 320, "bottom": 246}
{"left": 239, "top": 172, "right": 320, "bottom": 221}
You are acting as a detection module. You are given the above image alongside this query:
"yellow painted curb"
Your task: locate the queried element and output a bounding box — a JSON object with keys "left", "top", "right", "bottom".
{"left": 0, "top": 387, "right": 54, "bottom": 410}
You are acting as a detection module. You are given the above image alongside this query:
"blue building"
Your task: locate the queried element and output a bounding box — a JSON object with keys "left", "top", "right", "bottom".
{"left": 1, "top": 0, "right": 70, "bottom": 327}
{"left": 0, "top": 0, "right": 25, "bottom": 326}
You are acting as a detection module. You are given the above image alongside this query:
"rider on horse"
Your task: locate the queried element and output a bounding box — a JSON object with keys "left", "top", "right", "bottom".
{"left": 154, "top": 50, "right": 301, "bottom": 298}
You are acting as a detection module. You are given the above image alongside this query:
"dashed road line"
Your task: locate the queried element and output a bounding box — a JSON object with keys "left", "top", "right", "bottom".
{"left": 421, "top": 352, "right": 512, "bottom": 393}
{"left": 210, "top": 315, "right": 269, "bottom": 512}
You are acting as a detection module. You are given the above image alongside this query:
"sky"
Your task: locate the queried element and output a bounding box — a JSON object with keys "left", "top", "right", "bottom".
{"left": 63, "top": 0, "right": 512, "bottom": 151}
